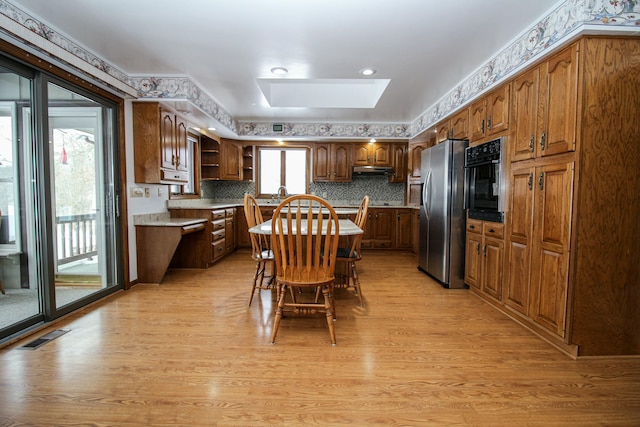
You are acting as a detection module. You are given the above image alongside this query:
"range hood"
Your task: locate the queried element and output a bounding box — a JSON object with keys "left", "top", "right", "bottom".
{"left": 353, "top": 165, "right": 393, "bottom": 175}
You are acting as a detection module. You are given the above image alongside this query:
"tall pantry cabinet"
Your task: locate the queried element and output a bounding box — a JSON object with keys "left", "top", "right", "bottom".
{"left": 502, "top": 36, "right": 640, "bottom": 357}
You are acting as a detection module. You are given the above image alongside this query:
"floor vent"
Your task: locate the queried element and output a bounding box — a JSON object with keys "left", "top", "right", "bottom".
{"left": 20, "top": 329, "right": 70, "bottom": 350}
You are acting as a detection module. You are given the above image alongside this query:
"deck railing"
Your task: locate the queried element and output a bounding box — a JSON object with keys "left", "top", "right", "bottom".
{"left": 56, "top": 213, "right": 97, "bottom": 265}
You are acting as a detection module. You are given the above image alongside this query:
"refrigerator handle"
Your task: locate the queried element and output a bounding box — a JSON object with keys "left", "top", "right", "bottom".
{"left": 423, "top": 170, "right": 432, "bottom": 220}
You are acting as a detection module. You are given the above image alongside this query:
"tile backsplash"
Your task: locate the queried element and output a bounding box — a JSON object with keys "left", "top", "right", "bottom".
{"left": 201, "top": 175, "right": 405, "bottom": 205}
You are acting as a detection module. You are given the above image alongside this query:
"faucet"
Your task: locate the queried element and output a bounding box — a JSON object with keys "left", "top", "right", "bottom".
{"left": 276, "top": 185, "right": 288, "bottom": 202}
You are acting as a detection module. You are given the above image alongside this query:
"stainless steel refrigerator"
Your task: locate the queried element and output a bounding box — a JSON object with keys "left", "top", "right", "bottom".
{"left": 418, "top": 139, "right": 468, "bottom": 289}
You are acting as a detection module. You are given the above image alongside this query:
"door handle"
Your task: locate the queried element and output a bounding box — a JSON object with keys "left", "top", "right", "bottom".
{"left": 539, "top": 172, "right": 545, "bottom": 190}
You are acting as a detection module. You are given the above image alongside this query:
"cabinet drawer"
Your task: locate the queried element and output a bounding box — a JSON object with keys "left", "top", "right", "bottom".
{"left": 211, "top": 210, "right": 226, "bottom": 221}
{"left": 483, "top": 222, "right": 504, "bottom": 239}
{"left": 467, "top": 218, "right": 483, "bottom": 233}
{"left": 212, "top": 239, "right": 226, "bottom": 259}
{"left": 211, "top": 220, "right": 225, "bottom": 232}
{"left": 160, "top": 169, "right": 188, "bottom": 183}
{"left": 225, "top": 208, "right": 235, "bottom": 217}
{"left": 212, "top": 229, "right": 225, "bottom": 241}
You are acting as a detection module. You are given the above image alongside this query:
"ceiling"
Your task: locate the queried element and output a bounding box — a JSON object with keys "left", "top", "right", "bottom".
{"left": 11, "top": 0, "right": 561, "bottom": 137}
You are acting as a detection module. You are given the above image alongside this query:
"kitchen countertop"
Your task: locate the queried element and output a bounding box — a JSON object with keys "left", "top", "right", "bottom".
{"left": 167, "top": 198, "right": 412, "bottom": 210}
{"left": 135, "top": 218, "right": 207, "bottom": 227}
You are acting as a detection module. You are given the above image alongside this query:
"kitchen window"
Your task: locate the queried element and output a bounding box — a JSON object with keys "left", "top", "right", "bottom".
{"left": 257, "top": 147, "right": 309, "bottom": 198}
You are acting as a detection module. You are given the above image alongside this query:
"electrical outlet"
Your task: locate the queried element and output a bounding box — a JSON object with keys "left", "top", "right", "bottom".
{"left": 130, "top": 187, "right": 144, "bottom": 198}
{"left": 157, "top": 187, "right": 163, "bottom": 197}
{"left": 322, "top": 191, "right": 327, "bottom": 198}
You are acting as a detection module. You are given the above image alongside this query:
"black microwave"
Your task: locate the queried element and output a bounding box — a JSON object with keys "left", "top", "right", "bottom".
{"left": 465, "top": 137, "right": 506, "bottom": 223}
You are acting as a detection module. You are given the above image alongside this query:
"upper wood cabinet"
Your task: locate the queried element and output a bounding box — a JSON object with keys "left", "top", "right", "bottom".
{"left": 511, "top": 43, "right": 578, "bottom": 162}
{"left": 353, "top": 142, "right": 391, "bottom": 166}
{"left": 133, "top": 101, "right": 190, "bottom": 184}
{"left": 436, "top": 109, "right": 469, "bottom": 143}
{"left": 313, "top": 142, "right": 352, "bottom": 182}
{"left": 220, "top": 139, "right": 242, "bottom": 180}
{"left": 389, "top": 143, "right": 407, "bottom": 183}
{"left": 469, "top": 83, "right": 510, "bottom": 142}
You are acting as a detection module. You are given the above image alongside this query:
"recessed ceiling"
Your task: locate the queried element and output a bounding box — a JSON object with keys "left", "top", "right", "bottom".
{"left": 9, "top": 0, "right": 561, "bottom": 128}
{"left": 256, "top": 78, "right": 390, "bottom": 108}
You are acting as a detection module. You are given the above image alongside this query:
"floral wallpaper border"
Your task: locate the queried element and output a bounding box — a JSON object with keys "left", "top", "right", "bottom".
{"left": 1, "top": 0, "right": 638, "bottom": 139}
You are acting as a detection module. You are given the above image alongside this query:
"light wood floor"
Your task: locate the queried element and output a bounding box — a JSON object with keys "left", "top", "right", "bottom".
{"left": 1, "top": 251, "right": 639, "bottom": 426}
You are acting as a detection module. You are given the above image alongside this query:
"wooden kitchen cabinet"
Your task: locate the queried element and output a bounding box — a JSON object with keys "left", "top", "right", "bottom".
{"left": 505, "top": 161, "right": 574, "bottom": 338}
{"left": 235, "top": 206, "right": 251, "bottom": 249}
{"left": 468, "top": 83, "right": 510, "bottom": 142}
{"left": 481, "top": 37, "right": 640, "bottom": 357}
{"left": 361, "top": 208, "right": 394, "bottom": 249}
{"left": 435, "top": 109, "right": 469, "bottom": 143}
{"left": 389, "top": 143, "right": 407, "bottom": 183}
{"left": 225, "top": 208, "right": 236, "bottom": 253}
{"left": 313, "top": 142, "right": 352, "bottom": 182}
{"left": 464, "top": 218, "right": 504, "bottom": 302}
{"left": 353, "top": 142, "right": 391, "bottom": 166}
{"left": 133, "top": 101, "right": 190, "bottom": 184}
{"left": 394, "top": 208, "right": 413, "bottom": 250}
{"left": 220, "top": 139, "right": 242, "bottom": 180}
{"left": 511, "top": 43, "right": 578, "bottom": 162}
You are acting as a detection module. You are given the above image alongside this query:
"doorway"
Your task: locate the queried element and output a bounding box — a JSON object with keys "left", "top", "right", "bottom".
{"left": 0, "top": 57, "right": 122, "bottom": 339}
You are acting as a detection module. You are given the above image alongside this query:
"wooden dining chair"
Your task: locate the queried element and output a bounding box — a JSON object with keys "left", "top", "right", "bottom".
{"left": 243, "top": 194, "right": 275, "bottom": 306}
{"left": 270, "top": 194, "right": 340, "bottom": 345}
{"left": 335, "top": 195, "right": 369, "bottom": 306}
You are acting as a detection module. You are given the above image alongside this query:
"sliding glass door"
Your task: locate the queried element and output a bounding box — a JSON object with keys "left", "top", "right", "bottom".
{"left": 0, "top": 56, "right": 122, "bottom": 340}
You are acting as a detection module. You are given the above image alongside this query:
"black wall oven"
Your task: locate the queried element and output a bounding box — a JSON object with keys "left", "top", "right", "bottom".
{"left": 465, "top": 137, "right": 506, "bottom": 223}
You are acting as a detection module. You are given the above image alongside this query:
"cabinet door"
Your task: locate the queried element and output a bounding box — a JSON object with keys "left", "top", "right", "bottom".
{"left": 389, "top": 143, "right": 406, "bottom": 183}
{"left": 372, "top": 144, "right": 391, "bottom": 166}
{"left": 487, "top": 83, "right": 510, "bottom": 136}
{"left": 175, "top": 118, "right": 189, "bottom": 173}
{"left": 395, "top": 209, "right": 412, "bottom": 249}
{"left": 225, "top": 216, "right": 235, "bottom": 252}
{"left": 332, "top": 143, "right": 352, "bottom": 182}
{"left": 160, "top": 110, "right": 176, "bottom": 170}
{"left": 530, "top": 162, "right": 574, "bottom": 337}
{"left": 465, "top": 232, "right": 482, "bottom": 289}
{"left": 538, "top": 43, "right": 578, "bottom": 158}
{"left": 450, "top": 109, "right": 469, "bottom": 139}
{"left": 482, "top": 237, "right": 504, "bottom": 301}
{"left": 372, "top": 209, "right": 394, "bottom": 248}
{"left": 469, "top": 99, "right": 487, "bottom": 141}
{"left": 511, "top": 68, "right": 539, "bottom": 162}
{"left": 353, "top": 143, "right": 370, "bottom": 166}
{"left": 436, "top": 121, "right": 450, "bottom": 143}
{"left": 505, "top": 166, "right": 535, "bottom": 315}
{"left": 235, "top": 207, "right": 251, "bottom": 248}
{"left": 313, "top": 143, "right": 331, "bottom": 182}
{"left": 361, "top": 211, "right": 374, "bottom": 248}
{"left": 220, "top": 141, "right": 241, "bottom": 180}
{"left": 408, "top": 141, "right": 428, "bottom": 180}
